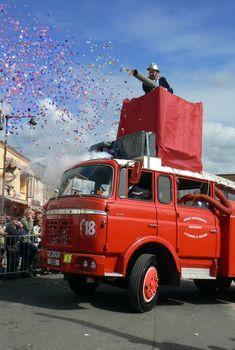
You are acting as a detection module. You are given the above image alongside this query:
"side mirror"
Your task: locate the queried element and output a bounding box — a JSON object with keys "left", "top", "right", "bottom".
{"left": 129, "top": 161, "right": 142, "bottom": 185}
{"left": 54, "top": 189, "right": 59, "bottom": 198}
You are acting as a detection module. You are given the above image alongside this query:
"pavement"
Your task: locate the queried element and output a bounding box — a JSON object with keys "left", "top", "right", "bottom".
{"left": 0, "top": 274, "right": 234, "bottom": 350}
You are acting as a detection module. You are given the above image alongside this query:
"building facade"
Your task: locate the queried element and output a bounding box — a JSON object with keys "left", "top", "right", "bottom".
{"left": 0, "top": 141, "right": 48, "bottom": 216}
{"left": 219, "top": 174, "right": 235, "bottom": 182}
{"left": 28, "top": 162, "right": 49, "bottom": 210}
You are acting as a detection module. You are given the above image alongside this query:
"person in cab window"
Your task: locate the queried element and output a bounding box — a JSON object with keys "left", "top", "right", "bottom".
{"left": 128, "top": 185, "right": 144, "bottom": 199}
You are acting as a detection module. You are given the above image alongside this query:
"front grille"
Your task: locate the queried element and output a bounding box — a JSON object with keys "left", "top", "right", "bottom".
{"left": 46, "top": 219, "right": 73, "bottom": 245}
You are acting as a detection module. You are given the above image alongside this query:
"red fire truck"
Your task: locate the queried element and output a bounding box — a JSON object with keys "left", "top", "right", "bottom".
{"left": 39, "top": 88, "right": 235, "bottom": 313}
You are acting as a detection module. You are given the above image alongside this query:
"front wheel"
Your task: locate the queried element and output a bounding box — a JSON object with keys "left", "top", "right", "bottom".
{"left": 128, "top": 254, "right": 159, "bottom": 313}
{"left": 68, "top": 275, "right": 99, "bottom": 295}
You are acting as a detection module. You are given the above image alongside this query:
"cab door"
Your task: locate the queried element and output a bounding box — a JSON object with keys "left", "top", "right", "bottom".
{"left": 106, "top": 168, "right": 157, "bottom": 254}
{"left": 155, "top": 173, "right": 177, "bottom": 250}
{"left": 176, "top": 177, "right": 218, "bottom": 258}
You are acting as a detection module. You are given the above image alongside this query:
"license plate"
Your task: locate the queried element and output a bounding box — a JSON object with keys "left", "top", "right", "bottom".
{"left": 47, "top": 258, "right": 60, "bottom": 266}
{"left": 47, "top": 251, "right": 61, "bottom": 258}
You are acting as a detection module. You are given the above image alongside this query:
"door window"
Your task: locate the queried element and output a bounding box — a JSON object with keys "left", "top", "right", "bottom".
{"left": 128, "top": 171, "right": 152, "bottom": 201}
{"left": 118, "top": 167, "right": 127, "bottom": 198}
{"left": 158, "top": 175, "right": 172, "bottom": 204}
{"left": 177, "top": 178, "right": 210, "bottom": 208}
{"left": 219, "top": 186, "right": 235, "bottom": 201}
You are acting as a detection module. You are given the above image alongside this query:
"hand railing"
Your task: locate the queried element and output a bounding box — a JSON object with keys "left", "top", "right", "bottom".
{"left": 0, "top": 234, "right": 39, "bottom": 276}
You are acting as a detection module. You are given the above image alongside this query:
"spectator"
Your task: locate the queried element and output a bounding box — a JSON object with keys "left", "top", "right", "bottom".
{"left": 0, "top": 214, "right": 6, "bottom": 274}
{"left": 31, "top": 208, "right": 39, "bottom": 225}
{"left": 32, "top": 215, "right": 42, "bottom": 248}
{"left": 20, "top": 208, "right": 34, "bottom": 235}
{"left": 5, "top": 216, "right": 21, "bottom": 274}
{"left": 18, "top": 221, "right": 38, "bottom": 272}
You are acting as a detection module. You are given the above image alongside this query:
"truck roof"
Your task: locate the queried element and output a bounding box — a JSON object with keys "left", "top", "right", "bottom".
{"left": 115, "top": 156, "right": 235, "bottom": 191}
{"left": 67, "top": 156, "right": 235, "bottom": 191}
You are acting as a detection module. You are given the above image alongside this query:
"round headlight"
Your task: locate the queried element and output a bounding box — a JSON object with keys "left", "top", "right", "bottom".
{"left": 90, "top": 260, "right": 96, "bottom": 271}
{"left": 82, "top": 259, "right": 88, "bottom": 269}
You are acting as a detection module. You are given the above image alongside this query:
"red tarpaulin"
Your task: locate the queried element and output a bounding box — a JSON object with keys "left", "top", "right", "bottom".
{"left": 117, "top": 87, "right": 203, "bottom": 172}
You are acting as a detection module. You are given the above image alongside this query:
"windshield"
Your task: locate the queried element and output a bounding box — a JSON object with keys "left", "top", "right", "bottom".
{"left": 59, "top": 164, "right": 113, "bottom": 197}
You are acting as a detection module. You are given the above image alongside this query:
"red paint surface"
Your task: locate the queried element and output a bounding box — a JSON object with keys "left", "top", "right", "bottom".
{"left": 117, "top": 87, "right": 203, "bottom": 172}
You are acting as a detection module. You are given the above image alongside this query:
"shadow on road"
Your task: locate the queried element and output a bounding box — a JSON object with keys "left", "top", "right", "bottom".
{"left": 0, "top": 276, "right": 234, "bottom": 349}
{"left": 35, "top": 311, "right": 234, "bottom": 350}
{"left": 0, "top": 274, "right": 86, "bottom": 311}
{"left": 88, "top": 280, "right": 235, "bottom": 313}
{"left": 0, "top": 275, "right": 234, "bottom": 314}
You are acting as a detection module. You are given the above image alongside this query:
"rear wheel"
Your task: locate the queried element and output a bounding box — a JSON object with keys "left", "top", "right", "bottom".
{"left": 128, "top": 254, "right": 159, "bottom": 313}
{"left": 194, "top": 277, "right": 232, "bottom": 293}
{"left": 68, "top": 275, "right": 99, "bottom": 295}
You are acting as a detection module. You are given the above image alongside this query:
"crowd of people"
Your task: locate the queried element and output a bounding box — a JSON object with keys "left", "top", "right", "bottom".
{"left": 0, "top": 208, "right": 42, "bottom": 278}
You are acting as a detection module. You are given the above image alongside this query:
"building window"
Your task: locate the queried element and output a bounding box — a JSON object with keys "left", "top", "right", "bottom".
{"left": 28, "top": 176, "right": 35, "bottom": 198}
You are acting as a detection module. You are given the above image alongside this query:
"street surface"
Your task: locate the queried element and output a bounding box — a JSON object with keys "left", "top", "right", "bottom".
{"left": 0, "top": 274, "right": 234, "bottom": 350}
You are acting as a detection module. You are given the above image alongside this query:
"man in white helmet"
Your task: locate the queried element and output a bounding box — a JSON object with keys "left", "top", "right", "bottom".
{"left": 142, "top": 63, "right": 173, "bottom": 94}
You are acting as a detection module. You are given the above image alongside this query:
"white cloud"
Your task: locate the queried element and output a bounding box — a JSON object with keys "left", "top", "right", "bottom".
{"left": 169, "top": 67, "right": 235, "bottom": 173}
{"left": 203, "top": 122, "right": 235, "bottom": 173}
{"left": 171, "top": 71, "right": 235, "bottom": 148}
{"left": 0, "top": 101, "right": 12, "bottom": 115}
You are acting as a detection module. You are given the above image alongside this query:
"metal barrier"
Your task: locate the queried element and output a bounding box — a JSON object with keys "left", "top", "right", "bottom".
{"left": 0, "top": 234, "right": 39, "bottom": 277}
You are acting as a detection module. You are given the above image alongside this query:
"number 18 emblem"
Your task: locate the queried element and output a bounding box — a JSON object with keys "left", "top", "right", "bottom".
{"left": 80, "top": 219, "right": 96, "bottom": 237}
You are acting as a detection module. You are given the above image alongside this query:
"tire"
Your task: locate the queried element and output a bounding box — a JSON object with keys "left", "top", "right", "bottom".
{"left": 68, "top": 275, "right": 99, "bottom": 295}
{"left": 128, "top": 254, "right": 159, "bottom": 313}
{"left": 194, "top": 277, "right": 232, "bottom": 293}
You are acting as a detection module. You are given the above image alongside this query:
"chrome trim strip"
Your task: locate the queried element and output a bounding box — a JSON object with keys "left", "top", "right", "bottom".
{"left": 80, "top": 209, "right": 107, "bottom": 215}
{"left": 45, "top": 209, "right": 80, "bottom": 215}
{"left": 181, "top": 267, "right": 215, "bottom": 279}
{"left": 104, "top": 272, "right": 123, "bottom": 277}
{"left": 45, "top": 208, "right": 107, "bottom": 216}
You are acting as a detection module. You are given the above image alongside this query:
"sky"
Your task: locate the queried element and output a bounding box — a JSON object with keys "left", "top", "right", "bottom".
{"left": 0, "top": 0, "right": 235, "bottom": 183}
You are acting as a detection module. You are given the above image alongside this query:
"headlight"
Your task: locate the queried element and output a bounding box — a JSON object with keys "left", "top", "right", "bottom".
{"left": 81, "top": 259, "right": 88, "bottom": 269}
{"left": 90, "top": 260, "right": 96, "bottom": 271}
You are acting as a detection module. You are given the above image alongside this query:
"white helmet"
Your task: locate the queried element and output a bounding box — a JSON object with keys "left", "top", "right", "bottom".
{"left": 147, "top": 62, "right": 160, "bottom": 72}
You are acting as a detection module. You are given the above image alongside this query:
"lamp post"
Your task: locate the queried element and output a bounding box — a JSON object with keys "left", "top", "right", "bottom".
{"left": 1, "top": 114, "right": 11, "bottom": 214}
{"left": 0, "top": 104, "right": 37, "bottom": 215}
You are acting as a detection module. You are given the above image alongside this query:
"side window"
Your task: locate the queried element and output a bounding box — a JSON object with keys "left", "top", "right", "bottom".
{"left": 158, "top": 175, "right": 172, "bottom": 204}
{"left": 219, "top": 187, "right": 235, "bottom": 201}
{"left": 128, "top": 171, "right": 152, "bottom": 201}
{"left": 118, "top": 167, "right": 127, "bottom": 198}
{"left": 177, "top": 178, "right": 210, "bottom": 208}
{"left": 227, "top": 191, "right": 235, "bottom": 201}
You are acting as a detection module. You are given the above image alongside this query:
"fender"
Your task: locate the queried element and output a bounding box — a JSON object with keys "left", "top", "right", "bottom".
{"left": 179, "top": 187, "right": 232, "bottom": 216}
{"left": 118, "top": 235, "right": 181, "bottom": 277}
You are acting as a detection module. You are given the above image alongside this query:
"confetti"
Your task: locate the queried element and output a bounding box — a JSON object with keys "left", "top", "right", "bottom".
{"left": 0, "top": 2, "right": 135, "bottom": 162}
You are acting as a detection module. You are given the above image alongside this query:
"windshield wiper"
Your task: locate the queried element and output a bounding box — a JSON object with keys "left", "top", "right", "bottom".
{"left": 77, "top": 173, "right": 90, "bottom": 181}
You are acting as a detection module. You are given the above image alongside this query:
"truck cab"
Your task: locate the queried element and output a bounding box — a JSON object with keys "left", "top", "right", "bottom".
{"left": 39, "top": 156, "right": 235, "bottom": 312}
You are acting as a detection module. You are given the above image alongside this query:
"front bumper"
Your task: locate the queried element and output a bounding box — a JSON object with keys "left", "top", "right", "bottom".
{"left": 39, "top": 249, "right": 106, "bottom": 276}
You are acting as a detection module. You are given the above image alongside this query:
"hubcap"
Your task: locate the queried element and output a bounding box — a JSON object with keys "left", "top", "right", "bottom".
{"left": 143, "top": 266, "right": 158, "bottom": 302}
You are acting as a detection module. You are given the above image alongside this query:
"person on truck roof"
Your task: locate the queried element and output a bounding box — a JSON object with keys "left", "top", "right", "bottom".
{"left": 142, "top": 62, "right": 173, "bottom": 94}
